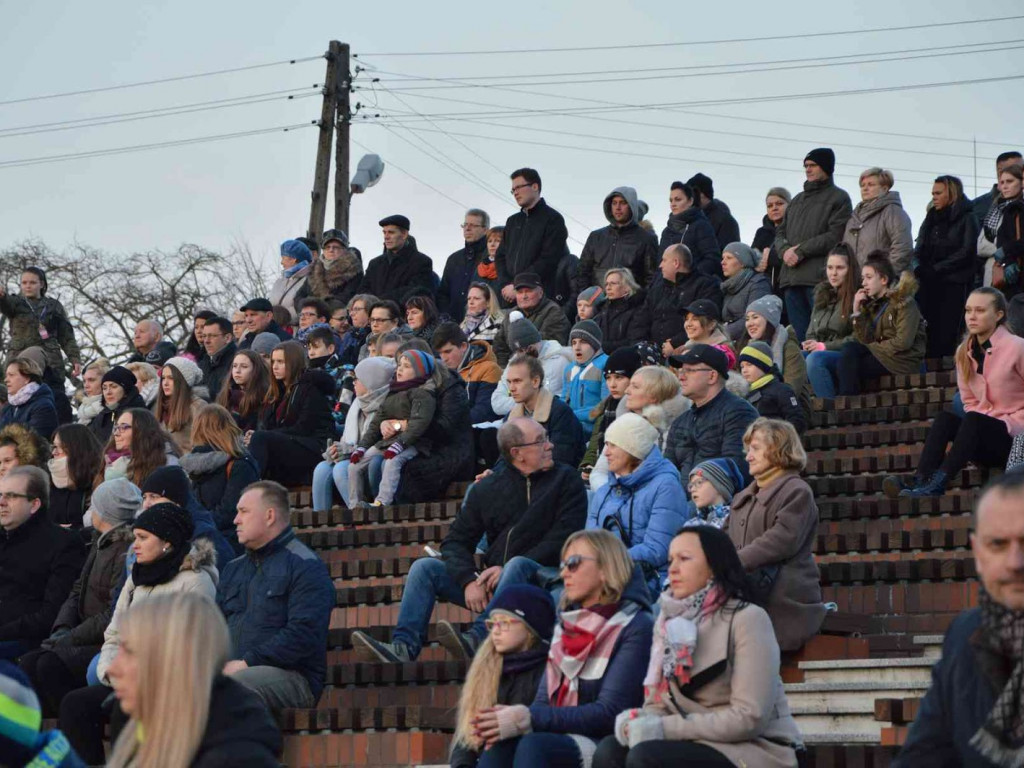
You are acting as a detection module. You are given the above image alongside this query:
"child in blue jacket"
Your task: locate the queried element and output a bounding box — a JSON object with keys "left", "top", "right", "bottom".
{"left": 562, "top": 320, "right": 608, "bottom": 436}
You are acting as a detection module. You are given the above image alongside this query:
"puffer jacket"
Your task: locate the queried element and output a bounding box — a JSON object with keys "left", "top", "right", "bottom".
{"left": 721, "top": 270, "right": 772, "bottom": 340}
{"left": 576, "top": 186, "right": 659, "bottom": 291}
{"left": 457, "top": 341, "right": 502, "bottom": 425}
{"left": 587, "top": 446, "right": 686, "bottom": 591}
{"left": 842, "top": 190, "right": 914, "bottom": 273}
{"left": 852, "top": 271, "right": 927, "bottom": 374}
{"left": 0, "top": 293, "right": 80, "bottom": 377}
{"left": 914, "top": 196, "right": 979, "bottom": 285}
{"left": 635, "top": 272, "right": 724, "bottom": 348}
{"left": 664, "top": 388, "right": 759, "bottom": 482}
{"left": 562, "top": 351, "right": 608, "bottom": 435}
{"left": 492, "top": 298, "right": 571, "bottom": 367}
{"left": 659, "top": 207, "right": 722, "bottom": 278}
{"left": 358, "top": 380, "right": 437, "bottom": 455}
{"left": 805, "top": 282, "right": 855, "bottom": 350}
{"left": 776, "top": 178, "right": 853, "bottom": 288}
{"left": 180, "top": 446, "right": 261, "bottom": 554}
{"left": 306, "top": 251, "right": 363, "bottom": 305}
{"left": 0, "top": 383, "right": 58, "bottom": 438}
{"left": 268, "top": 266, "right": 311, "bottom": 328}
{"left": 594, "top": 292, "right": 646, "bottom": 353}
{"left": 495, "top": 198, "right": 570, "bottom": 302}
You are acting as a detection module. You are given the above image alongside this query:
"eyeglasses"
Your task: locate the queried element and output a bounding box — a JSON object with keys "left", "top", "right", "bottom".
{"left": 510, "top": 183, "right": 534, "bottom": 194}
{"left": 113, "top": 424, "right": 133, "bottom": 434}
{"left": 560, "top": 554, "right": 597, "bottom": 573}
{"left": 686, "top": 477, "right": 707, "bottom": 493}
{"left": 369, "top": 316, "right": 393, "bottom": 325}
{"left": 514, "top": 431, "right": 549, "bottom": 449}
{"left": 484, "top": 617, "right": 523, "bottom": 634}
{"left": 0, "top": 492, "right": 34, "bottom": 502}
{"left": 461, "top": 222, "right": 484, "bottom": 229}
{"left": 298, "top": 311, "right": 320, "bottom": 318}
{"left": 678, "top": 367, "right": 715, "bottom": 376}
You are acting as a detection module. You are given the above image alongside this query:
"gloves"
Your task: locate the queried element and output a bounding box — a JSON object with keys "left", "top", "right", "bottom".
{"left": 383, "top": 442, "right": 405, "bottom": 460}
{"left": 349, "top": 447, "right": 366, "bottom": 464}
{"left": 614, "top": 709, "right": 641, "bottom": 747}
{"left": 41, "top": 628, "right": 72, "bottom": 650}
{"left": 494, "top": 704, "right": 532, "bottom": 740}
{"left": 627, "top": 715, "right": 665, "bottom": 748}
{"left": 994, "top": 247, "right": 1007, "bottom": 265}
{"left": 1005, "top": 262, "right": 1020, "bottom": 286}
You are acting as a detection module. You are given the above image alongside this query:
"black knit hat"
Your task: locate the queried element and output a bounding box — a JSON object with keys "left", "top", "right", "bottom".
{"left": 140, "top": 466, "right": 191, "bottom": 508}
{"left": 133, "top": 502, "right": 193, "bottom": 550}
{"left": 804, "top": 147, "right": 836, "bottom": 177}
{"left": 101, "top": 366, "right": 139, "bottom": 399}
{"left": 489, "top": 584, "right": 556, "bottom": 642}
{"left": 686, "top": 173, "right": 714, "bottom": 200}
{"left": 604, "top": 347, "right": 642, "bottom": 379}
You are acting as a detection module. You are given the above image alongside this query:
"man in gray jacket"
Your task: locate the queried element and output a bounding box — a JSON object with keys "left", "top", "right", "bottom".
{"left": 575, "top": 186, "right": 658, "bottom": 292}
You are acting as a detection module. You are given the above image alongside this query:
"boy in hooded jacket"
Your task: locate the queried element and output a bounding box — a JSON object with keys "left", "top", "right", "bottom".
{"left": 562, "top": 320, "right": 608, "bottom": 436}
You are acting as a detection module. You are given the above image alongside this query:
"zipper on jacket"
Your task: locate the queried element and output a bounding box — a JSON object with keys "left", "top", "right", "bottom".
{"left": 502, "top": 476, "right": 530, "bottom": 565}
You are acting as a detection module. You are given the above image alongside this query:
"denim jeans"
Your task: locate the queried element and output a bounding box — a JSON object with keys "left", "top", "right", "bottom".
{"left": 312, "top": 457, "right": 382, "bottom": 510}
{"left": 392, "top": 555, "right": 541, "bottom": 658}
{"left": 805, "top": 349, "right": 842, "bottom": 399}
{"left": 477, "top": 733, "right": 584, "bottom": 768}
{"left": 349, "top": 446, "right": 416, "bottom": 506}
{"left": 784, "top": 285, "right": 816, "bottom": 342}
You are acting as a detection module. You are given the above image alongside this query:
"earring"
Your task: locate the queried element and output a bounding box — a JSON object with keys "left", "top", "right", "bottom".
{"left": 162, "top": 545, "right": 170, "bottom": 553}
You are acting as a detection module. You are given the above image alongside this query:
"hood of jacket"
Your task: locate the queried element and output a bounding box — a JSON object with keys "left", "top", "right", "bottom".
{"left": 460, "top": 339, "right": 498, "bottom": 371}
{"left": 874, "top": 270, "right": 919, "bottom": 309}
{"left": 179, "top": 446, "right": 231, "bottom": 476}
{"left": 851, "top": 190, "right": 903, "bottom": 223}
{"left": 603, "top": 186, "right": 640, "bottom": 228}
{"left": 181, "top": 538, "right": 219, "bottom": 584}
{"left": 641, "top": 392, "right": 691, "bottom": 436}
{"left": 608, "top": 444, "right": 680, "bottom": 492}
{"left": 813, "top": 281, "right": 841, "bottom": 309}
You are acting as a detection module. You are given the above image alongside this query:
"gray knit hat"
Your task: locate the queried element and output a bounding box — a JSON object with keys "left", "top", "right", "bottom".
{"left": 507, "top": 311, "right": 542, "bottom": 351}
{"left": 88, "top": 477, "right": 142, "bottom": 527}
{"left": 724, "top": 242, "right": 760, "bottom": 271}
{"left": 250, "top": 332, "right": 281, "bottom": 356}
{"left": 688, "top": 459, "right": 745, "bottom": 504}
{"left": 745, "top": 294, "right": 783, "bottom": 329}
{"left": 163, "top": 356, "right": 203, "bottom": 388}
{"left": 570, "top": 320, "right": 602, "bottom": 351}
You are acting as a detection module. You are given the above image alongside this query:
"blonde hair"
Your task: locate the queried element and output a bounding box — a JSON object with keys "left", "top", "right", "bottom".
{"left": 603, "top": 267, "right": 640, "bottom": 297}
{"left": 860, "top": 167, "right": 894, "bottom": 190}
{"left": 632, "top": 366, "right": 680, "bottom": 404}
{"left": 560, "top": 529, "right": 634, "bottom": 608}
{"left": 124, "top": 361, "right": 158, "bottom": 386}
{"left": 743, "top": 417, "right": 807, "bottom": 472}
{"left": 107, "top": 593, "right": 230, "bottom": 768}
{"left": 955, "top": 288, "right": 1008, "bottom": 383}
{"left": 190, "top": 404, "right": 245, "bottom": 458}
{"left": 84, "top": 358, "right": 111, "bottom": 377}
{"left": 467, "top": 281, "right": 504, "bottom": 323}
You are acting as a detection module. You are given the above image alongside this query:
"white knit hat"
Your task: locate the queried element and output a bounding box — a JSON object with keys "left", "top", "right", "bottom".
{"left": 603, "top": 412, "right": 659, "bottom": 461}
{"left": 163, "top": 356, "right": 203, "bottom": 388}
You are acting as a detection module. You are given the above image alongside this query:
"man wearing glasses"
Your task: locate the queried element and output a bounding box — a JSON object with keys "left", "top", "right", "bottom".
{"left": 438, "top": 209, "right": 491, "bottom": 322}
{"left": 664, "top": 344, "right": 758, "bottom": 490}
{"left": 351, "top": 417, "right": 586, "bottom": 665}
{"left": 0, "top": 467, "right": 84, "bottom": 660}
{"left": 197, "top": 316, "right": 236, "bottom": 397}
{"left": 357, "top": 215, "right": 436, "bottom": 305}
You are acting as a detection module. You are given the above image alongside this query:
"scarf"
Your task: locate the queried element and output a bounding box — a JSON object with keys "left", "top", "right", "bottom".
{"left": 389, "top": 374, "right": 429, "bottom": 393}
{"left": 643, "top": 581, "right": 721, "bottom": 699}
{"left": 755, "top": 466, "right": 785, "bottom": 488}
{"left": 8, "top": 382, "right": 40, "bottom": 407}
{"left": 985, "top": 196, "right": 1011, "bottom": 241}
{"left": 687, "top": 503, "right": 731, "bottom": 529}
{"left": 970, "top": 588, "right": 1024, "bottom": 766}
{"left": 664, "top": 211, "right": 690, "bottom": 234}
{"left": 477, "top": 259, "right": 498, "bottom": 280}
{"left": 721, "top": 268, "right": 754, "bottom": 297}
{"left": 502, "top": 646, "right": 549, "bottom": 676}
{"left": 138, "top": 379, "right": 159, "bottom": 406}
{"left": 546, "top": 601, "right": 639, "bottom": 707}
{"left": 461, "top": 310, "right": 487, "bottom": 336}
{"left": 282, "top": 262, "right": 307, "bottom": 279}
{"left": 357, "top": 382, "right": 391, "bottom": 420}
{"left": 748, "top": 373, "right": 775, "bottom": 392}
{"left": 49, "top": 457, "right": 70, "bottom": 489}
{"left": 132, "top": 545, "right": 190, "bottom": 588}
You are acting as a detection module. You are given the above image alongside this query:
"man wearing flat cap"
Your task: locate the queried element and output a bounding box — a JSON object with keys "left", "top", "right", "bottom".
{"left": 491, "top": 272, "right": 571, "bottom": 367}
{"left": 237, "top": 297, "right": 291, "bottom": 351}
{"left": 357, "top": 215, "right": 436, "bottom": 305}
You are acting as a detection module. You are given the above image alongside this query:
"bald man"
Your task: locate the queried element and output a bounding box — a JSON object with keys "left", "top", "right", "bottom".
{"left": 127, "top": 319, "right": 177, "bottom": 366}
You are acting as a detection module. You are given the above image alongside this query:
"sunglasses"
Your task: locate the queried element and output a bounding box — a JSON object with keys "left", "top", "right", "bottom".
{"left": 559, "top": 554, "right": 597, "bottom": 573}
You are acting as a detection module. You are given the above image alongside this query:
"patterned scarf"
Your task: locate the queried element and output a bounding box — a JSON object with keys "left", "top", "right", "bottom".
{"left": 985, "top": 197, "right": 1010, "bottom": 242}
{"left": 8, "top": 382, "right": 40, "bottom": 407}
{"left": 546, "top": 601, "right": 640, "bottom": 707}
{"left": 970, "top": 587, "right": 1024, "bottom": 767}
{"left": 643, "top": 581, "right": 722, "bottom": 699}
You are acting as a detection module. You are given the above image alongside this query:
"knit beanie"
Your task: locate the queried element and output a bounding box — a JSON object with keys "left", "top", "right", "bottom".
{"left": 745, "top": 294, "right": 783, "bottom": 329}
{"left": 15, "top": 347, "right": 47, "bottom": 375}
{"left": 804, "top": 147, "right": 836, "bottom": 177}
{"left": 163, "top": 356, "right": 203, "bottom": 388}
{"left": 140, "top": 466, "right": 191, "bottom": 508}
{"left": 577, "top": 286, "right": 606, "bottom": 310}
{"left": 489, "top": 584, "right": 556, "bottom": 643}
{"left": 603, "top": 412, "right": 659, "bottom": 461}
{"left": 507, "top": 311, "right": 542, "bottom": 351}
{"left": 603, "top": 347, "right": 642, "bottom": 379}
{"left": 0, "top": 661, "right": 41, "bottom": 753}
{"left": 632, "top": 341, "right": 663, "bottom": 367}
{"left": 570, "top": 320, "right": 602, "bottom": 352}
{"left": 686, "top": 173, "right": 714, "bottom": 200}
{"left": 400, "top": 349, "right": 436, "bottom": 379}
{"left": 280, "top": 239, "right": 312, "bottom": 264}
{"left": 739, "top": 341, "right": 775, "bottom": 376}
{"left": 89, "top": 478, "right": 143, "bottom": 527}
{"left": 250, "top": 332, "right": 281, "bottom": 356}
{"left": 354, "top": 356, "right": 397, "bottom": 391}
{"left": 689, "top": 458, "right": 746, "bottom": 504}
{"left": 133, "top": 502, "right": 194, "bottom": 550}
{"left": 102, "top": 366, "right": 139, "bottom": 398}
{"left": 724, "top": 242, "right": 760, "bottom": 271}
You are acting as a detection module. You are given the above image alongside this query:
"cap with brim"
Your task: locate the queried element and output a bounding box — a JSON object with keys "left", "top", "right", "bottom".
{"left": 322, "top": 228, "right": 349, "bottom": 248}
{"left": 513, "top": 272, "right": 542, "bottom": 290}
{"left": 684, "top": 300, "right": 721, "bottom": 322}
{"left": 668, "top": 343, "right": 729, "bottom": 378}
{"left": 240, "top": 298, "right": 273, "bottom": 312}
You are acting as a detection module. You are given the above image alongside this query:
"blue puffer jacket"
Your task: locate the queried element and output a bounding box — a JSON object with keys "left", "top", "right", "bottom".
{"left": 586, "top": 446, "right": 686, "bottom": 592}
{"left": 217, "top": 527, "right": 335, "bottom": 700}
{"left": 530, "top": 566, "right": 654, "bottom": 739}
{"left": 562, "top": 351, "right": 609, "bottom": 435}
{"left": 0, "top": 383, "right": 58, "bottom": 438}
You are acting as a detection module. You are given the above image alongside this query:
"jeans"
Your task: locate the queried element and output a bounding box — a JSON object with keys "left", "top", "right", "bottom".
{"left": 783, "top": 285, "right": 816, "bottom": 342}
{"left": 348, "top": 445, "right": 417, "bottom": 506}
{"left": 392, "top": 555, "right": 541, "bottom": 658}
{"left": 805, "top": 349, "right": 842, "bottom": 399}
{"left": 836, "top": 341, "right": 889, "bottom": 396}
{"left": 593, "top": 736, "right": 734, "bottom": 768}
{"left": 477, "top": 733, "right": 584, "bottom": 768}
{"left": 231, "top": 665, "right": 314, "bottom": 719}
{"left": 917, "top": 411, "right": 1013, "bottom": 479}
{"left": 312, "top": 457, "right": 382, "bottom": 510}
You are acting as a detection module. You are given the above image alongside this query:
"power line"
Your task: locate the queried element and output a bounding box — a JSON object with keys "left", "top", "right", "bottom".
{"left": 0, "top": 55, "right": 323, "bottom": 107}
{"left": 354, "top": 15, "right": 1024, "bottom": 56}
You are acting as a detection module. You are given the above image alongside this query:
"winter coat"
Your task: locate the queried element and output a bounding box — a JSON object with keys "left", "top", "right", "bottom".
{"left": 257, "top": 368, "right": 336, "bottom": 449}
{"left": 359, "top": 380, "right": 437, "bottom": 455}
{"left": 721, "top": 270, "right": 772, "bottom": 340}
{"left": 842, "top": 191, "right": 914, "bottom": 273}
{"left": 439, "top": 235, "right": 488, "bottom": 320}
{"left": 457, "top": 341, "right": 502, "bottom": 425}
{"left": 752, "top": 215, "right": 784, "bottom": 296}
{"left": 49, "top": 485, "right": 90, "bottom": 529}
{"left": 852, "top": 271, "right": 927, "bottom": 374}
{"left": 491, "top": 340, "right": 571, "bottom": 415}
{"left": 725, "top": 472, "right": 826, "bottom": 651}
{"left": 746, "top": 375, "right": 807, "bottom": 434}
{"left": 509, "top": 389, "right": 586, "bottom": 469}
{"left": 495, "top": 198, "right": 570, "bottom": 301}
{"left": 0, "top": 293, "right": 80, "bottom": 378}
{"left": 0, "top": 383, "right": 58, "bottom": 438}
{"left": 736, "top": 327, "right": 812, "bottom": 419}
{"left": 641, "top": 599, "right": 801, "bottom": 768}
{"left": 996, "top": 198, "right": 1024, "bottom": 280}
{"left": 587, "top": 446, "right": 687, "bottom": 590}
{"left": 98, "top": 539, "right": 219, "bottom": 683}
{"left": 237, "top": 319, "right": 291, "bottom": 350}
{"left": 529, "top": 567, "right": 654, "bottom": 739}
{"left": 805, "top": 282, "right": 856, "bottom": 350}
{"left": 88, "top": 390, "right": 147, "bottom": 444}
{"left": 664, "top": 388, "right": 758, "bottom": 482}
{"left": 306, "top": 252, "right": 363, "bottom": 305}
{"left": 0, "top": 512, "right": 85, "bottom": 644}
{"left": 126, "top": 339, "right": 178, "bottom": 366}
{"left": 958, "top": 325, "right": 1024, "bottom": 437}
{"left": 776, "top": 178, "right": 853, "bottom": 289}
{"left": 636, "top": 272, "right": 724, "bottom": 348}
{"left": 191, "top": 675, "right": 282, "bottom": 767}
{"left": 659, "top": 208, "right": 722, "bottom": 278}
{"left": 576, "top": 186, "right": 659, "bottom": 291}
{"left": 180, "top": 446, "right": 261, "bottom": 554}
{"left": 395, "top": 368, "right": 475, "bottom": 504}
{"left": 198, "top": 340, "right": 236, "bottom": 401}
{"left": 594, "top": 293, "right": 646, "bottom": 354}
{"left": 268, "top": 266, "right": 311, "bottom": 327}
{"left": 218, "top": 526, "right": 335, "bottom": 700}
{"left": 702, "top": 198, "right": 742, "bottom": 251}
{"left": 562, "top": 351, "right": 608, "bottom": 435}
{"left": 914, "top": 197, "right": 979, "bottom": 285}
{"left": 358, "top": 235, "right": 436, "bottom": 304}
{"left": 442, "top": 461, "right": 587, "bottom": 588}
{"left": 492, "top": 298, "right": 571, "bottom": 367}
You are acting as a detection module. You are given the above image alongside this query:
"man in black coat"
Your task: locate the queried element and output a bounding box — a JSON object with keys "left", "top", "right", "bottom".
{"left": 197, "top": 316, "right": 236, "bottom": 397}
{"left": 0, "top": 467, "right": 84, "bottom": 659}
{"left": 688, "top": 173, "right": 741, "bottom": 251}
{"left": 438, "top": 209, "right": 490, "bottom": 321}
{"left": 495, "top": 168, "right": 570, "bottom": 307}
{"left": 575, "top": 185, "right": 658, "bottom": 293}
{"left": 358, "top": 215, "right": 436, "bottom": 304}
{"left": 237, "top": 298, "right": 291, "bottom": 350}
{"left": 351, "top": 417, "right": 586, "bottom": 664}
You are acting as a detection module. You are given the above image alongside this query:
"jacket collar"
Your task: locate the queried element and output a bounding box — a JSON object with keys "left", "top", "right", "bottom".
{"left": 247, "top": 526, "right": 296, "bottom": 562}
{"left": 210, "top": 340, "right": 237, "bottom": 366}
{"left": 1, "top": 509, "right": 46, "bottom": 542}
{"left": 511, "top": 388, "right": 554, "bottom": 423}
{"left": 523, "top": 197, "right": 549, "bottom": 216}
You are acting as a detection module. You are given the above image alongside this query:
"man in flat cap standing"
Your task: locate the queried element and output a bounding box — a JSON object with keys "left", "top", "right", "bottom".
{"left": 358, "top": 215, "right": 436, "bottom": 305}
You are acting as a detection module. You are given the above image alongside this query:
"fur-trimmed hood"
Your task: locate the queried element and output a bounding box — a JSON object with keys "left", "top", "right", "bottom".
{"left": 642, "top": 392, "right": 692, "bottom": 438}
{"left": 179, "top": 447, "right": 231, "bottom": 477}
{"left": 862, "top": 270, "right": 919, "bottom": 313}
{"left": 180, "top": 537, "right": 220, "bottom": 585}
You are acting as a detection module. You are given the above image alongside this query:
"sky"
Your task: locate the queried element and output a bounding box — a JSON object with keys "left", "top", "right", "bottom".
{"left": 0, "top": 1, "right": 1021, "bottom": 281}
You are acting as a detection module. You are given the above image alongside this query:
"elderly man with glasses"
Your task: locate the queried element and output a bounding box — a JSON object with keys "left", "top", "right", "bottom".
{"left": 351, "top": 416, "right": 586, "bottom": 665}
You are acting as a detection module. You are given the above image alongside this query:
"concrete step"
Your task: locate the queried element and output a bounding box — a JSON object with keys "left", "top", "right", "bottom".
{"left": 798, "top": 657, "right": 935, "bottom": 685}
{"left": 784, "top": 681, "right": 930, "bottom": 712}
{"left": 912, "top": 634, "right": 945, "bottom": 658}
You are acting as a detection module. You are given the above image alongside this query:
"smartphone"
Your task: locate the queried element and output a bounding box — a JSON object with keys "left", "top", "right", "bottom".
{"left": 424, "top": 546, "right": 442, "bottom": 558}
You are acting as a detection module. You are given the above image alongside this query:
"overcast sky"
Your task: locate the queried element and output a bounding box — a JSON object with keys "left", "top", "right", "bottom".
{"left": 1, "top": 0, "right": 1020, "bottom": 282}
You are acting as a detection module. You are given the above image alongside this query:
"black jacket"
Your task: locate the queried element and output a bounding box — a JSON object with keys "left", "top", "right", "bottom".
{"left": 752, "top": 215, "right": 784, "bottom": 295}
{"left": 238, "top": 320, "right": 291, "bottom": 350}
{"left": 746, "top": 376, "right": 806, "bottom": 434}
{"left": 495, "top": 198, "right": 570, "bottom": 301}
{"left": 576, "top": 224, "right": 658, "bottom": 293}
{"left": 659, "top": 208, "right": 722, "bottom": 279}
{"left": 915, "top": 198, "right": 979, "bottom": 285}
{"left": 198, "top": 340, "right": 237, "bottom": 399}
{"left": 88, "top": 390, "right": 147, "bottom": 446}
{"left": 439, "top": 236, "right": 488, "bottom": 321}
{"left": 996, "top": 198, "right": 1024, "bottom": 271}
{"left": 442, "top": 461, "right": 587, "bottom": 588}
{"left": 48, "top": 486, "right": 88, "bottom": 529}
{"left": 357, "top": 235, "right": 436, "bottom": 304}
{"left": 180, "top": 447, "right": 261, "bottom": 555}
{"left": 190, "top": 676, "right": 282, "bottom": 767}
{"left": 126, "top": 339, "right": 177, "bottom": 366}
{"left": 635, "top": 272, "right": 723, "bottom": 347}
{"left": 664, "top": 388, "right": 759, "bottom": 483}
{"left": 0, "top": 512, "right": 85, "bottom": 643}
{"left": 702, "top": 198, "right": 742, "bottom": 251}
{"left": 594, "top": 293, "right": 646, "bottom": 354}
{"left": 258, "top": 369, "right": 336, "bottom": 448}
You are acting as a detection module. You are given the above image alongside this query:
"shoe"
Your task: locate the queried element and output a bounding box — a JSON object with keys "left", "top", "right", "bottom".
{"left": 882, "top": 474, "right": 913, "bottom": 499}
{"left": 437, "top": 620, "right": 478, "bottom": 661}
{"left": 899, "top": 470, "right": 948, "bottom": 498}
{"left": 370, "top": 500, "right": 384, "bottom": 507}
{"left": 351, "top": 631, "right": 411, "bottom": 663}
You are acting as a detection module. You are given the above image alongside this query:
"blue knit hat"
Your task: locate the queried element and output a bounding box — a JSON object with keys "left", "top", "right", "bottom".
{"left": 489, "top": 584, "right": 556, "bottom": 642}
{"left": 401, "top": 349, "right": 435, "bottom": 379}
{"left": 280, "top": 239, "right": 312, "bottom": 264}
{"left": 689, "top": 458, "right": 746, "bottom": 503}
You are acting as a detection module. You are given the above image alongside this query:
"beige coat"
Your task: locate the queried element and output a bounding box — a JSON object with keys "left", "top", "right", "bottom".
{"left": 842, "top": 191, "right": 914, "bottom": 274}
{"left": 643, "top": 600, "right": 802, "bottom": 768}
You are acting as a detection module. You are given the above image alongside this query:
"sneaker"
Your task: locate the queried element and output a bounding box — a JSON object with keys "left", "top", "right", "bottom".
{"left": 437, "top": 620, "right": 479, "bottom": 662}
{"left": 882, "top": 474, "right": 912, "bottom": 500}
{"left": 351, "top": 631, "right": 411, "bottom": 663}
{"left": 370, "top": 499, "right": 384, "bottom": 507}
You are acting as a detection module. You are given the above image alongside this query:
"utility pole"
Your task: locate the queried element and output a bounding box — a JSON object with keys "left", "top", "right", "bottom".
{"left": 307, "top": 40, "right": 342, "bottom": 243}
{"left": 334, "top": 43, "right": 351, "bottom": 235}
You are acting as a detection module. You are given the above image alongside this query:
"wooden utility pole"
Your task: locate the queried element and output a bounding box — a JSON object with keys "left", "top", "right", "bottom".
{"left": 307, "top": 40, "right": 342, "bottom": 242}
{"left": 334, "top": 43, "right": 351, "bottom": 235}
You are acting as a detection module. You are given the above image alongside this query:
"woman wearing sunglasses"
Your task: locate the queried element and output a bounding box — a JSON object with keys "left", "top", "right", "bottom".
{"left": 452, "top": 584, "right": 556, "bottom": 768}
{"left": 473, "top": 530, "right": 653, "bottom": 768}
{"left": 593, "top": 525, "right": 802, "bottom": 768}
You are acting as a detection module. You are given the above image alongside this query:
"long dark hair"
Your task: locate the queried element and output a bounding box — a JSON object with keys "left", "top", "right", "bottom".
{"left": 183, "top": 310, "right": 217, "bottom": 358}
{"left": 109, "top": 408, "right": 177, "bottom": 486}
{"left": 54, "top": 423, "right": 104, "bottom": 492}
{"left": 674, "top": 525, "right": 766, "bottom": 607}
{"left": 216, "top": 350, "right": 270, "bottom": 421}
